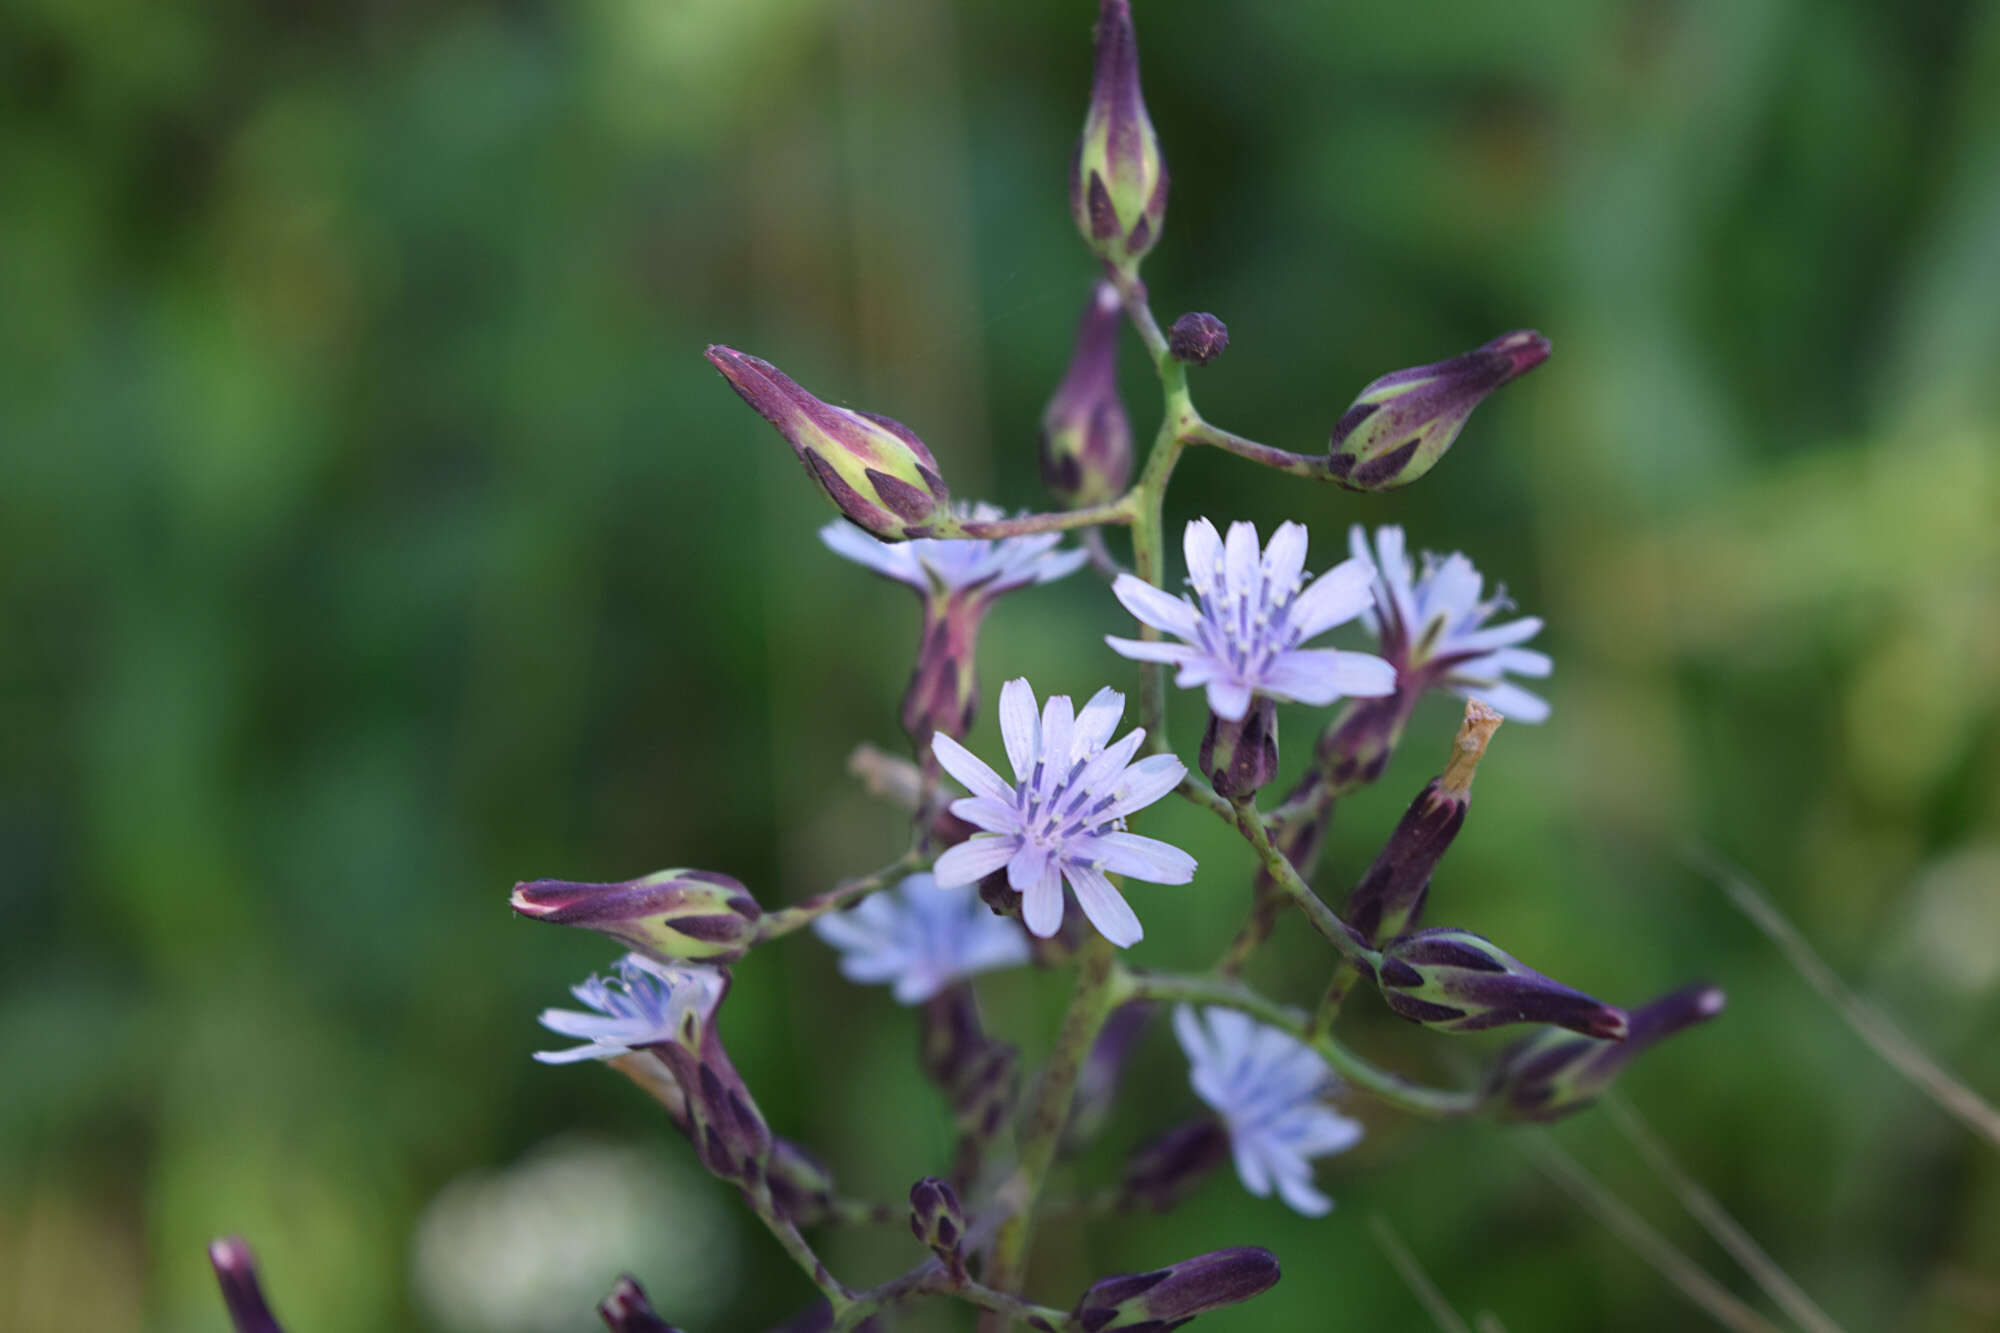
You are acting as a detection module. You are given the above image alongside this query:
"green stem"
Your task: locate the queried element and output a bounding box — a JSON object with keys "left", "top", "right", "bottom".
{"left": 983, "top": 933, "right": 1127, "bottom": 1326}
{"left": 747, "top": 1181, "right": 853, "bottom": 1311}
{"left": 1119, "top": 969, "right": 1481, "bottom": 1118}
{"left": 834, "top": 1258, "right": 1076, "bottom": 1333}
{"left": 1181, "top": 418, "right": 1360, "bottom": 486}
{"left": 1229, "top": 796, "right": 1378, "bottom": 969}
{"left": 756, "top": 850, "right": 926, "bottom": 942}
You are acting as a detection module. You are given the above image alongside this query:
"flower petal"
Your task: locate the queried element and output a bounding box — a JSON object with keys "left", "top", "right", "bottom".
{"left": 819, "top": 520, "right": 923, "bottom": 587}
{"left": 1106, "top": 635, "right": 1203, "bottom": 665}
{"left": 1204, "top": 678, "right": 1253, "bottom": 722}
{"left": 998, "top": 678, "right": 1041, "bottom": 781}
{"left": 931, "top": 733, "right": 1015, "bottom": 804}
{"left": 1101, "top": 754, "right": 1189, "bottom": 820}
{"left": 933, "top": 835, "right": 1018, "bottom": 887}
{"left": 1022, "top": 856, "right": 1065, "bottom": 938}
{"left": 1090, "top": 830, "right": 1197, "bottom": 884}
{"left": 1457, "top": 681, "right": 1550, "bottom": 723}
{"left": 949, "top": 795, "right": 1020, "bottom": 833}
{"left": 1112, "top": 573, "right": 1201, "bottom": 640}
{"left": 1071, "top": 686, "right": 1127, "bottom": 757}
{"left": 1184, "top": 518, "right": 1225, "bottom": 596}
{"left": 1289, "top": 558, "right": 1376, "bottom": 640}
{"left": 1065, "top": 861, "right": 1143, "bottom": 948}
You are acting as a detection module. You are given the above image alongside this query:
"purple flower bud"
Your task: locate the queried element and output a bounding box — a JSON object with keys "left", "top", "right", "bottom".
{"left": 1120, "top": 1116, "right": 1231, "bottom": 1212}
{"left": 908, "top": 1176, "right": 967, "bottom": 1279}
{"left": 706, "top": 346, "right": 950, "bottom": 538}
{"left": 1199, "top": 696, "right": 1279, "bottom": 799}
{"left": 1167, "top": 312, "right": 1229, "bottom": 366}
{"left": 1372, "top": 928, "right": 1629, "bottom": 1039}
{"left": 1314, "top": 692, "right": 1419, "bottom": 793}
{"left": 209, "top": 1237, "right": 287, "bottom": 1333}
{"left": 1074, "top": 1247, "right": 1280, "bottom": 1331}
{"left": 1487, "top": 984, "right": 1726, "bottom": 1122}
{"left": 1343, "top": 702, "right": 1501, "bottom": 945}
{"left": 1327, "top": 330, "right": 1551, "bottom": 490}
{"left": 902, "top": 594, "right": 982, "bottom": 746}
{"left": 1041, "top": 282, "right": 1133, "bottom": 508}
{"left": 512, "top": 870, "right": 762, "bottom": 964}
{"left": 1070, "top": 0, "right": 1169, "bottom": 267}
{"left": 599, "top": 1275, "right": 684, "bottom": 1333}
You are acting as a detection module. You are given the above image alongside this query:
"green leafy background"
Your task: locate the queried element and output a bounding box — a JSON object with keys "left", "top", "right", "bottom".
{"left": 4, "top": 0, "right": 1997, "bottom": 1329}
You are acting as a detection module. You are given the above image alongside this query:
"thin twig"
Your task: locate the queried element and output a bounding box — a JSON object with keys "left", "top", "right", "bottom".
{"left": 1370, "top": 1214, "right": 1473, "bottom": 1333}
{"left": 1520, "top": 1134, "right": 1783, "bottom": 1333}
{"left": 1602, "top": 1092, "right": 1847, "bottom": 1333}
{"left": 1689, "top": 846, "right": 2000, "bottom": 1149}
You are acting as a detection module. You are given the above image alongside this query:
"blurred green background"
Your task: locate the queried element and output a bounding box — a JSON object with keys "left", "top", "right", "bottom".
{"left": 4, "top": 0, "right": 1998, "bottom": 1328}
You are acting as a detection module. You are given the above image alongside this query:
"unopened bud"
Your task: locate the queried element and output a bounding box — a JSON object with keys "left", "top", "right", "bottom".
{"left": 902, "top": 595, "right": 982, "bottom": 746}
{"left": 1327, "top": 330, "right": 1550, "bottom": 490}
{"left": 1120, "top": 1116, "right": 1230, "bottom": 1213}
{"left": 1167, "top": 312, "right": 1229, "bottom": 366}
{"left": 908, "top": 1177, "right": 967, "bottom": 1279}
{"left": 1371, "top": 928, "right": 1628, "bottom": 1039}
{"left": 1344, "top": 702, "right": 1500, "bottom": 945}
{"left": 1074, "top": 1247, "right": 1280, "bottom": 1331}
{"left": 706, "top": 346, "right": 950, "bottom": 538}
{"left": 209, "top": 1237, "right": 287, "bottom": 1333}
{"left": 599, "top": 1275, "right": 683, "bottom": 1333}
{"left": 1041, "top": 282, "right": 1133, "bottom": 508}
{"left": 1200, "top": 697, "right": 1279, "bottom": 798}
{"left": 1315, "top": 693, "right": 1417, "bottom": 793}
{"left": 512, "top": 870, "right": 763, "bottom": 964}
{"left": 1488, "top": 984, "right": 1726, "bottom": 1122}
{"left": 1070, "top": 0, "right": 1169, "bottom": 266}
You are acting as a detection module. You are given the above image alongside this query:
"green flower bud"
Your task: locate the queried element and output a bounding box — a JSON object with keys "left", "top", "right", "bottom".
{"left": 1487, "top": 984, "right": 1726, "bottom": 1123}
{"left": 1073, "top": 1247, "right": 1280, "bottom": 1331}
{"left": 1070, "top": 0, "right": 1169, "bottom": 267}
{"left": 706, "top": 346, "right": 950, "bottom": 539}
{"left": 512, "top": 869, "right": 762, "bottom": 964}
{"left": 1327, "top": 330, "right": 1550, "bottom": 490}
{"left": 1371, "top": 928, "right": 1628, "bottom": 1039}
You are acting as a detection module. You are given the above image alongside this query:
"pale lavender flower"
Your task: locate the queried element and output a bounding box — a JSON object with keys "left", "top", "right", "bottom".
{"left": 1106, "top": 518, "right": 1396, "bottom": 722}
{"left": 812, "top": 873, "right": 1033, "bottom": 1004}
{"left": 1348, "top": 524, "right": 1552, "bottom": 723}
{"left": 819, "top": 503, "right": 1088, "bottom": 597}
{"left": 535, "top": 954, "right": 726, "bottom": 1064}
{"left": 1173, "top": 1006, "right": 1363, "bottom": 1217}
{"left": 930, "top": 678, "right": 1193, "bottom": 948}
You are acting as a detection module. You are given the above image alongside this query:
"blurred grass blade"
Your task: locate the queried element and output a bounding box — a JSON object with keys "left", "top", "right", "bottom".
{"left": 1603, "top": 1092, "right": 1847, "bottom": 1333}
{"left": 1690, "top": 847, "right": 2000, "bottom": 1150}
{"left": 1369, "top": 1214, "right": 1472, "bottom": 1333}
{"left": 1474, "top": 1316, "right": 1509, "bottom": 1333}
{"left": 1521, "top": 1134, "right": 1783, "bottom": 1333}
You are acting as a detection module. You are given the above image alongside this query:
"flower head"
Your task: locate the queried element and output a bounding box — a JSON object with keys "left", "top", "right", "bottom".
{"left": 1348, "top": 525, "right": 1552, "bottom": 722}
{"left": 820, "top": 505, "right": 1087, "bottom": 599}
{"left": 1107, "top": 518, "right": 1396, "bottom": 722}
{"left": 534, "top": 954, "right": 727, "bottom": 1064}
{"left": 812, "top": 873, "right": 1033, "bottom": 1005}
{"left": 930, "top": 679, "right": 1193, "bottom": 948}
{"left": 1173, "top": 1006, "right": 1362, "bottom": 1216}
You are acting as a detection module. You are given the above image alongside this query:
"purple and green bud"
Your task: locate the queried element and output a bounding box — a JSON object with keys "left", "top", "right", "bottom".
{"left": 706, "top": 346, "right": 950, "bottom": 538}
{"left": 209, "top": 1237, "right": 287, "bottom": 1333}
{"left": 1070, "top": 0, "right": 1169, "bottom": 267}
{"left": 1073, "top": 1247, "right": 1281, "bottom": 1331}
{"left": 1369, "top": 928, "right": 1629, "bottom": 1039}
{"left": 1167, "top": 312, "right": 1229, "bottom": 366}
{"left": 903, "top": 593, "right": 983, "bottom": 746}
{"left": 1327, "top": 330, "right": 1551, "bottom": 490}
{"left": 599, "top": 1275, "right": 683, "bottom": 1333}
{"left": 1200, "top": 696, "right": 1279, "bottom": 799}
{"left": 908, "top": 1176, "right": 967, "bottom": 1280}
{"left": 1487, "top": 983, "right": 1726, "bottom": 1122}
{"left": 1344, "top": 702, "right": 1500, "bottom": 945}
{"left": 512, "top": 870, "right": 763, "bottom": 965}
{"left": 1041, "top": 282, "right": 1133, "bottom": 508}
{"left": 1119, "top": 1116, "right": 1231, "bottom": 1213}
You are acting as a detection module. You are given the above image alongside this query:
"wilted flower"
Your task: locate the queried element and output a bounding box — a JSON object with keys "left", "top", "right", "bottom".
{"left": 930, "top": 679, "right": 1193, "bottom": 947}
{"left": 1041, "top": 281, "right": 1134, "bottom": 508}
{"left": 512, "top": 870, "right": 762, "bottom": 965}
{"left": 707, "top": 345, "right": 950, "bottom": 539}
{"left": 1326, "top": 330, "right": 1550, "bottom": 489}
{"left": 1072, "top": 1247, "right": 1281, "bottom": 1330}
{"left": 1349, "top": 524, "right": 1552, "bottom": 723}
{"left": 1070, "top": 0, "right": 1168, "bottom": 266}
{"left": 1108, "top": 518, "right": 1396, "bottom": 723}
{"left": 811, "top": 873, "right": 1032, "bottom": 1005}
{"left": 1371, "top": 929, "right": 1627, "bottom": 1039}
{"left": 1173, "top": 1006, "right": 1363, "bottom": 1216}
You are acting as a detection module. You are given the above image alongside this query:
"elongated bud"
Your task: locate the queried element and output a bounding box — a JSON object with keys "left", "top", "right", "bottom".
{"left": 1327, "top": 330, "right": 1551, "bottom": 490}
{"left": 908, "top": 1177, "right": 967, "bottom": 1280}
{"left": 599, "top": 1275, "right": 684, "bottom": 1333}
{"left": 1070, "top": 0, "right": 1169, "bottom": 266}
{"left": 1488, "top": 984, "right": 1726, "bottom": 1122}
{"left": 209, "top": 1237, "right": 287, "bottom": 1333}
{"left": 1041, "top": 282, "right": 1133, "bottom": 508}
{"left": 1370, "top": 928, "right": 1628, "bottom": 1039}
{"left": 706, "top": 346, "right": 950, "bottom": 538}
{"left": 1200, "top": 696, "right": 1279, "bottom": 799}
{"left": 767, "top": 1137, "right": 838, "bottom": 1226}
{"left": 1120, "top": 1116, "right": 1230, "bottom": 1213}
{"left": 1074, "top": 1247, "right": 1280, "bottom": 1331}
{"left": 1345, "top": 702, "right": 1500, "bottom": 945}
{"left": 903, "top": 595, "right": 982, "bottom": 746}
{"left": 512, "top": 870, "right": 762, "bottom": 964}
{"left": 1167, "top": 312, "right": 1229, "bottom": 366}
